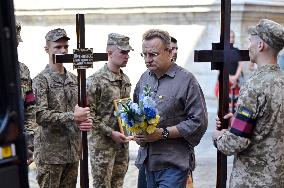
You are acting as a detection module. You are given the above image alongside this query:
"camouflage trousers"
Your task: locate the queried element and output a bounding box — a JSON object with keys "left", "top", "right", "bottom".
{"left": 36, "top": 162, "right": 79, "bottom": 188}
{"left": 90, "top": 145, "right": 129, "bottom": 188}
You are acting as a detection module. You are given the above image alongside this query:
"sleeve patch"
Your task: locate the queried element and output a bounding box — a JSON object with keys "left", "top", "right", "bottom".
{"left": 229, "top": 107, "right": 255, "bottom": 138}
{"left": 24, "top": 90, "right": 36, "bottom": 107}
{"left": 238, "top": 106, "right": 253, "bottom": 118}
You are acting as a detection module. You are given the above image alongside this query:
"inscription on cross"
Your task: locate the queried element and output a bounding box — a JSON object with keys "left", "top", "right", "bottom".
{"left": 194, "top": 0, "right": 249, "bottom": 188}
{"left": 53, "top": 14, "right": 108, "bottom": 188}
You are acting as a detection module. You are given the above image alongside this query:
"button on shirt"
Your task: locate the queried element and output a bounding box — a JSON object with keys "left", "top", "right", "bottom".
{"left": 134, "top": 63, "right": 208, "bottom": 171}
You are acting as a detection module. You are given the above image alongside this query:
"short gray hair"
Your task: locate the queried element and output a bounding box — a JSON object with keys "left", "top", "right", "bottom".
{"left": 142, "top": 29, "right": 171, "bottom": 49}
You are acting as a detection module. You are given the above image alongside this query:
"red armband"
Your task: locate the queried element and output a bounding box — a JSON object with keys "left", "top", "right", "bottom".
{"left": 230, "top": 106, "right": 255, "bottom": 138}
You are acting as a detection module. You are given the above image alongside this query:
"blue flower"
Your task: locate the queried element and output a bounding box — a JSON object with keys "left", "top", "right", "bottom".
{"left": 130, "top": 102, "right": 142, "bottom": 115}
{"left": 144, "top": 107, "right": 156, "bottom": 120}
{"left": 128, "top": 119, "right": 134, "bottom": 127}
{"left": 121, "top": 112, "right": 128, "bottom": 122}
{"left": 142, "top": 96, "right": 156, "bottom": 108}
{"left": 114, "top": 84, "right": 160, "bottom": 133}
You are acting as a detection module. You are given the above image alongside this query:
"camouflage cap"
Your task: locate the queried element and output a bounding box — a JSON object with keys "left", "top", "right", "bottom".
{"left": 16, "top": 22, "right": 23, "bottom": 42}
{"left": 107, "top": 33, "right": 134, "bottom": 51}
{"left": 45, "top": 28, "right": 70, "bottom": 42}
{"left": 248, "top": 19, "right": 284, "bottom": 51}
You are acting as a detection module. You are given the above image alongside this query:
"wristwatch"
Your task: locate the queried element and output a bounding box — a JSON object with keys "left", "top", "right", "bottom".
{"left": 161, "top": 128, "right": 169, "bottom": 140}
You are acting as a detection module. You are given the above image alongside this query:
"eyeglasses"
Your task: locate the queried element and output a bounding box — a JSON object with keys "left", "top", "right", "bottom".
{"left": 140, "top": 52, "right": 159, "bottom": 59}
{"left": 140, "top": 48, "right": 170, "bottom": 59}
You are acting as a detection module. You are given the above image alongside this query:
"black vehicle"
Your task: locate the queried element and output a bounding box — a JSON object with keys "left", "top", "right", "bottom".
{"left": 0, "top": 0, "right": 29, "bottom": 187}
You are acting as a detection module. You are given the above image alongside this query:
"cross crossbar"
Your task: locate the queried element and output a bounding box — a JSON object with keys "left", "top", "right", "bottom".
{"left": 193, "top": 0, "right": 250, "bottom": 187}
{"left": 52, "top": 14, "right": 108, "bottom": 188}
{"left": 53, "top": 53, "right": 108, "bottom": 64}
{"left": 194, "top": 49, "right": 249, "bottom": 63}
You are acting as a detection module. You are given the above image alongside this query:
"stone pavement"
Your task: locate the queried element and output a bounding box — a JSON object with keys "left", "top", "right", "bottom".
{"left": 28, "top": 98, "right": 233, "bottom": 187}
{"left": 192, "top": 99, "right": 233, "bottom": 188}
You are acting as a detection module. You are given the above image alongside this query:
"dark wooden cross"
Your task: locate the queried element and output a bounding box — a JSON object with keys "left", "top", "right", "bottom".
{"left": 194, "top": 0, "right": 249, "bottom": 188}
{"left": 53, "top": 14, "right": 108, "bottom": 188}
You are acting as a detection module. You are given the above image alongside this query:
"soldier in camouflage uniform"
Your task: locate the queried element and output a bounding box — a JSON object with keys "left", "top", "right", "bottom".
{"left": 33, "top": 28, "right": 93, "bottom": 188}
{"left": 16, "top": 22, "right": 36, "bottom": 165}
{"left": 87, "top": 33, "right": 133, "bottom": 188}
{"left": 213, "top": 19, "right": 284, "bottom": 187}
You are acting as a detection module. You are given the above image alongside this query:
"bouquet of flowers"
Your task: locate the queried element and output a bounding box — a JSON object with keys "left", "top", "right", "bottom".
{"left": 115, "top": 85, "right": 160, "bottom": 134}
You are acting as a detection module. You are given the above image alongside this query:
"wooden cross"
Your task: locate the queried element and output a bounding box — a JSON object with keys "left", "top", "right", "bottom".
{"left": 194, "top": 0, "right": 249, "bottom": 187}
{"left": 53, "top": 14, "right": 108, "bottom": 188}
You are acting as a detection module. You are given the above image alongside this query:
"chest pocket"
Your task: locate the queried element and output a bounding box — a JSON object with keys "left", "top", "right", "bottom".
{"left": 65, "top": 83, "right": 78, "bottom": 105}
{"left": 48, "top": 83, "right": 65, "bottom": 108}
{"left": 105, "top": 81, "right": 131, "bottom": 99}
{"left": 121, "top": 83, "right": 131, "bottom": 98}
{"left": 101, "top": 82, "right": 121, "bottom": 101}
{"left": 156, "top": 95, "right": 180, "bottom": 120}
{"left": 48, "top": 82, "right": 77, "bottom": 109}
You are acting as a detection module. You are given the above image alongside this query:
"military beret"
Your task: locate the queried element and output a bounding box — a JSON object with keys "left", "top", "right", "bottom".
{"left": 248, "top": 19, "right": 284, "bottom": 52}
{"left": 45, "top": 28, "right": 70, "bottom": 42}
{"left": 107, "top": 33, "right": 133, "bottom": 51}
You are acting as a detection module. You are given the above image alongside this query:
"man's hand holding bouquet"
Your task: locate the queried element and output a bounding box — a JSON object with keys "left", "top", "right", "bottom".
{"left": 115, "top": 85, "right": 160, "bottom": 144}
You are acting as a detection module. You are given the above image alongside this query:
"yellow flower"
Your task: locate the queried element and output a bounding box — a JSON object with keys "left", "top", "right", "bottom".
{"left": 127, "top": 124, "right": 140, "bottom": 133}
{"left": 146, "top": 124, "right": 157, "bottom": 134}
{"left": 148, "top": 115, "right": 160, "bottom": 125}
{"left": 122, "top": 113, "right": 160, "bottom": 134}
{"left": 139, "top": 121, "right": 148, "bottom": 131}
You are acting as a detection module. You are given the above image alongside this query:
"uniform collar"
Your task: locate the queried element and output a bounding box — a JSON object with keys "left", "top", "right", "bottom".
{"left": 256, "top": 64, "right": 280, "bottom": 72}
{"left": 102, "top": 63, "right": 124, "bottom": 82}
{"left": 45, "top": 65, "right": 73, "bottom": 84}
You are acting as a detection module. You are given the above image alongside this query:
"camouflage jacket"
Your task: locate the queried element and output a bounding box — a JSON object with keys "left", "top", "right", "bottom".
{"left": 216, "top": 64, "right": 284, "bottom": 187}
{"left": 19, "top": 62, "right": 36, "bottom": 150}
{"left": 33, "top": 65, "right": 80, "bottom": 164}
{"left": 87, "top": 64, "right": 131, "bottom": 149}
